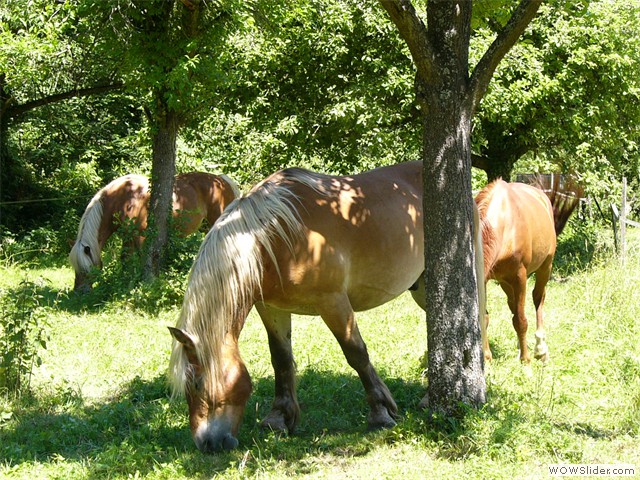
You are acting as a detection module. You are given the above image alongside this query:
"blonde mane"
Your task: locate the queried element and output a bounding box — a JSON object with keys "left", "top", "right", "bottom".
{"left": 69, "top": 175, "right": 148, "bottom": 275}
{"left": 219, "top": 173, "right": 243, "bottom": 199}
{"left": 69, "top": 189, "right": 105, "bottom": 275}
{"left": 169, "top": 169, "right": 322, "bottom": 400}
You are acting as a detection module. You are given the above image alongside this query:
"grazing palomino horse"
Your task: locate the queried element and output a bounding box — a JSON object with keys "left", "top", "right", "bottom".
{"left": 69, "top": 172, "right": 240, "bottom": 292}
{"left": 168, "top": 161, "right": 486, "bottom": 453}
{"left": 476, "top": 178, "right": 581, "bottom": 363}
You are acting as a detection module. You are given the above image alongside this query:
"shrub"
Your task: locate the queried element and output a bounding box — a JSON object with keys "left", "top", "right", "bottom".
{"left": 554, "top": 216, "right": 612, "bottom": 277}
{"left": 0, "top": 279, "right": 49, "bottom": 397}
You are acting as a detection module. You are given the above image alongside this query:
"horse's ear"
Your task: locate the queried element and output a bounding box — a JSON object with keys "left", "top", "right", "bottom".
{"left": 169, "top": 327, "right": 200, "bottom": 365}
{"left": 168, "top": 327, "right": 196, "bottom": 350}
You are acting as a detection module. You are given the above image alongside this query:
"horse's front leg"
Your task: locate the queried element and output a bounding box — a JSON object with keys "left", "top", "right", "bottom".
{"left": 319, "top": 293, "right": 398, "bottom": 430}
{"left": 255, "top": 304, "right": 300, "bottom": 434}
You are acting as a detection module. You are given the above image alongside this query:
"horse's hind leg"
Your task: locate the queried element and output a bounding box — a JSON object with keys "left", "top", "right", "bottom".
{"left": 319, "top": 293, "right": 398, "bottom": 430}
{"left": 501, "top": 268, "right": 531, "bottom": 363}
{"left": 532, "top": 258, "right": 553, "bottom": 362}
{"left": 255, "top": 304, "right": 300, "bottom": 434}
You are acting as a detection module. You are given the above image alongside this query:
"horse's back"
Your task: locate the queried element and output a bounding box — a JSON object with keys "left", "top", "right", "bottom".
{"left": 101, "top": 174, "right": 149, "bottom": 228}
{"left": 482, "top": 180, "right": 555, "bottom": 278}
{"left": 260, "top": 161, "right": 424, "bottom": 312}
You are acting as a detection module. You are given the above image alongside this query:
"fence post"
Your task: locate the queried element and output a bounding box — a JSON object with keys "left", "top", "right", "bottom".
{"left": 611, "top": 203, "right": 619, "bottom": 254}
{"left": 621, "top": 177, "right": 627, "bottom": 265}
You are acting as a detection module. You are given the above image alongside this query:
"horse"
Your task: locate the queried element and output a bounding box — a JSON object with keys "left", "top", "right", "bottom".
{"left": 476, "top": 177, "right": 582, "bottom": 364}
{"left": 168, "top": 161, "right": 487, "bottom": 453}
{"left": 69, "top": 172, "right": 241, "bottom": 292}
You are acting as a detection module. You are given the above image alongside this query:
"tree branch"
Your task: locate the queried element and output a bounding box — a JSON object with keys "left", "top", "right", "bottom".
{"left": 379, "top": 0, "right": 435, "bottom": 84}
{"left": 471, "top": 153, "right": 491, "bottom": 172}
{"left": 6, "top": 82, "right": 124, "bottom": 119}
{"left": 469, "top": 0, "right": 542, "bottom": 114}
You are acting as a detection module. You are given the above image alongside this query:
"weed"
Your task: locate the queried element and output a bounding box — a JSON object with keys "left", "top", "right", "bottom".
{"left": 0, "top": 279, "right": 50, "bottom": 396}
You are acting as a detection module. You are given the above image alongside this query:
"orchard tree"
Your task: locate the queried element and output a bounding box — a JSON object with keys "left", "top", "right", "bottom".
{"left": 80, "top": 0, "right": 247, "bottom": 277}
{"left": 185, "top": 0, "right": 422, "bottom": 186}
{"left": 380, "top": 0, "right": 542, "bottom": 414}
{"left": 471, "top": 0, "right": 640, "bottom": 186}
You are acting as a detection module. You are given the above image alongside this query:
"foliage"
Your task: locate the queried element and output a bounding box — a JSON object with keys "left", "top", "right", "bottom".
{"left": 0, "top": 279, "right": 49, "bottom": 396}
{"left": 0, "top": 226, "right": 68, "bottom": 266}
{"left": 77, "top": 216, "right": 203, "bottom": 314}
{"left": 553, "top": 215, "right": 602, "bottom": 277}
{"left": 184, "top": 0, "right": 420, "bottom": 185}
{"left": 3, "top": 0, "right": 639, "bottom": 235}
{"left": 0, "top": 0, "right": 131, "bottom": 233}
{"left": 472, "top": 0, "right": 640, "bottom": 197}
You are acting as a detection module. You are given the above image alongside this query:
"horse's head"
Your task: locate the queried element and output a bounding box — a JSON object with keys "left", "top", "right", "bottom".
{"left": 69, "top": 242, "right": 101, "bottom": 292}
{"left": 169, "top": 327, "right": 252, "bottom": 453}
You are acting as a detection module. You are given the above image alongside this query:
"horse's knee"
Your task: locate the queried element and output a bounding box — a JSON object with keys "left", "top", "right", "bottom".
{"left": 511, "top": 314, "right": 528, "bottom": 334}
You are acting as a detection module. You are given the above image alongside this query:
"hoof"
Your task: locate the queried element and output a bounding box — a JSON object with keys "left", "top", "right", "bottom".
{"left": 534, "top": 332, "right": 548, "bottom": 361}
{"left": 535, "top": 351, "right": 549, "bottom": 363}
{"left": 367, "top": 407, "right": 398, "bottom": 431}
{"left": 367, "top": 416, "right": 397, "bottom": 431}
{"left": 260, "top": 412, "right": 289, "bottom": 434}
{"left": 534, "top": 343, "right": 549, "bottom": 363}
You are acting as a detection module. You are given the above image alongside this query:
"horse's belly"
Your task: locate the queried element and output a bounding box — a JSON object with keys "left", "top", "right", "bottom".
{"left": 348, "top": 287, "right": 404, "bottom": 312}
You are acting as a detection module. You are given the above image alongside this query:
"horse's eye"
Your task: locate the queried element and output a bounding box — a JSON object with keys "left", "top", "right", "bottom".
{"left": 193, "top": 376, "right": 204, "bottom": 392}
{"left": 84, "top": 245, "right": 91, "bottom": 256}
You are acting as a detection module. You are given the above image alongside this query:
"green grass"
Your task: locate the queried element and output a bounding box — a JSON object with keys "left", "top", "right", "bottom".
{"left": 1, "top": 231, "right": 639, "bottom": 479}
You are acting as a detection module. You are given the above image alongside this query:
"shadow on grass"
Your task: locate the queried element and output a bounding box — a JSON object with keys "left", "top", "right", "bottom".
{"left": 0, "top": 367, "right": 476, "bottom": 478}
{"left": 3, "top": 363, "right": 623, "bottom": 478}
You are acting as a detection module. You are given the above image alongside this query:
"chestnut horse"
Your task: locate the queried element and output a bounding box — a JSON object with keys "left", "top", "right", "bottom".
{"left": 476, "top": 178, "right": 581, "bottom": 363}
{"left": 69, "top": 172, "right": 241, "bottom": 292}
{"left": 168, "top": 161, "right": 486, "bottom": 452}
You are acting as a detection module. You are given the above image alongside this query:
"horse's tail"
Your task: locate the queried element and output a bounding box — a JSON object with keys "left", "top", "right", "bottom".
{"left": 544, "top": 176, "right": 583, "bottom": 237}
{"left": 473, "top": 203, "right": 488, "bottom": 363}
{"left": 219, "top": 173, "right": 243, "bottom": 199}
{"left": 475, "top": 183, "right": 500, "bottom": 278}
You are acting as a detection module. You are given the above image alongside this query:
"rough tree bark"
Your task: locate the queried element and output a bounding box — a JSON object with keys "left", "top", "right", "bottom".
{"left": 380, "top": 0, "right": 542, "bottom": 415}
{"left": 144, "top": 106, "right": 179, "bottom": 278}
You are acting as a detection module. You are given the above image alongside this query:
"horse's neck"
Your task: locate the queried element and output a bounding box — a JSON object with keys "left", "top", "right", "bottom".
{"left": 97, "top": 196, "right": 137, "bottom": 248}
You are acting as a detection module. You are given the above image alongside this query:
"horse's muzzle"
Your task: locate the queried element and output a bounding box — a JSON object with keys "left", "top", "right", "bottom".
{"left": 196, "top": 432, "right": 239, "bottom": 453}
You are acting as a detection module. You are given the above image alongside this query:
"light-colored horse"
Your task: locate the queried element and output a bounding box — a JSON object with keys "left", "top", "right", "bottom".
{"left": 69, "top": 172, "right": 240, "bottom": 292}
{"left": 476, "top": 179, "right": 581, "bottom": 363}
{"left": 168, "top": 161, "right": 486, "bottom": 453}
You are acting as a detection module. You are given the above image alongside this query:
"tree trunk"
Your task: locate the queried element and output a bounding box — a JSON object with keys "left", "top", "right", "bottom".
{"left": 144, "top": 108, "right": 179, "bottom": 279}
{"left": 417, "top": 1, "right": 486, "bottom": 414}
{"left": 485, "top": 153, "right": 516, "bottom": 182}
{"left": 381, "top": 0, "right": 542, "bottom": 416}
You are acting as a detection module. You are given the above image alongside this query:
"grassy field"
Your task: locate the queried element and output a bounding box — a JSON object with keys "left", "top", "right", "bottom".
{"left": 1, "top": 230, "right": 639, "bottom": 479}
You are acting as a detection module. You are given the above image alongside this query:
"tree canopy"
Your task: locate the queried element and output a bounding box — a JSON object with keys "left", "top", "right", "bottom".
{"left": 472, "top": 0, "right": 640, "bottom": 191}
{"left": 1, "top": 0, "right": 638, "bottom": 233}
